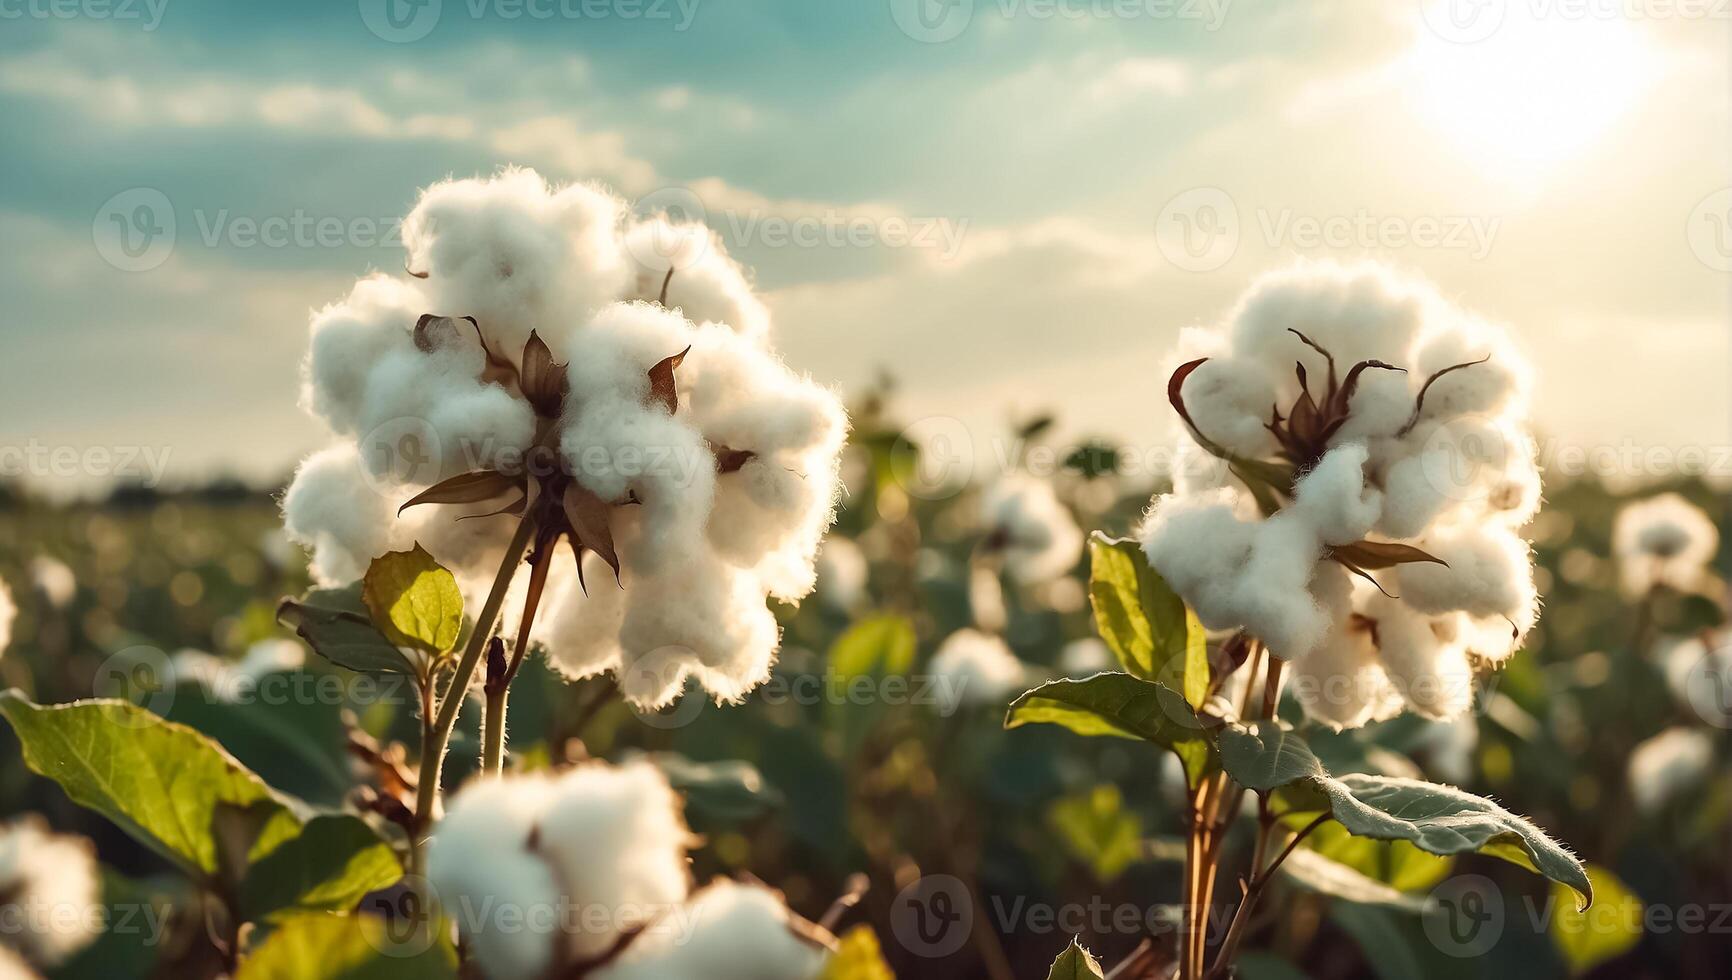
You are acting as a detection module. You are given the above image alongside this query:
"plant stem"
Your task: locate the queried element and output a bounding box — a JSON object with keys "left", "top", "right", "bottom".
{"left": 413, "top": 518, "right": 535, "bottom": 838}
{"left": 481, "top": 545, "right": 553, "bottom": 775}
{"left": 1205, "top": 812, "right": 1331, "bottom": 979}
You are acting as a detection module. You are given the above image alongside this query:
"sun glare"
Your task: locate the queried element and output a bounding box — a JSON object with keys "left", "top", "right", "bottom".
{"left": 1409, "top": 3, "right": 1657, "bottom": 183}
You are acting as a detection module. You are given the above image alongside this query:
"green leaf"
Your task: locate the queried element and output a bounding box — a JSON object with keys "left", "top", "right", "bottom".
{"left": 1221, "top": 723, "right": 1590, "bottom": 907}
{"left": 235, "top": 912, "right": 458, "bottom": 980}
{"left": 1549, "top": 865, "right": 1642, "bottom": 975}
{"left": 0, "top": 692, "right": 304, "bottom": 879}
{"left": 1086, "top": 534, "right": 1193, "bottom": 690}
{"left": 1303, "top": 822, "right": 1453, "bottom": 894}
{"left": 1045, "top": 938, "right": 1105, "bottom": 980}
{"left": 1330, "top": 904, "right": 1425, "bottom": 980}
{"left": 829, "top": 615, "right": 917, "bottom": 677}
{"left": 277, "top": 584, "right": 419, "bottom": 676}
{"left": 362, "top": 545, "right": 464, "bottom": 655}
{"left": 819, "top": 925, "right": 896, "bottom": 980}
{"left": 827, "top": 615, "right": 916, "bottom": 754}
{"left": 1048, "top": 785, "right": 1143, "bottom": 884}
{"left": 1278, "top": 847, "right": 1435, "bottom": 914}
{"left": 241, "top": 816, "right": 403, "bottom": 923}
{"left": 1181, "top": 607, "right": 1209, "bottom": 710}
{"left": 1220, "top": 722, "right": 1324, "bottom": 791}
{"left": 1005, "top": 673, "right": 1215, "bottom": 786}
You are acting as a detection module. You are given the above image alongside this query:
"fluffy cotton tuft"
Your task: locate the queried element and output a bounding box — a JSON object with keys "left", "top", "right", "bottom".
{"left": 591, "top": 880, "right": 828, "bottom": 980}
{"left": 1137, "top": 262, "right": 1541, "bottom": 726}
{"left": 1060, "top": 637, "right": 1114, "bottom": 676}
{"left": 0, "top": 818, "right": 101, "bottom": 966}
{"left": 929, "top": 629, "right": 1030, "bottom": 709}
{"left": 429, "top": 763, "right": 827, "bottom": 980}
{"left": 1612, "top": 493, "right": 1720, "bottom": 596}
{"left": 1627, "top": 727, "right": 1714, "bottom": 815}
{"left": 979, "top": 475, "right": 1085, "bottom": 584}
{"left": 0, "top": 581, "right": 13, "bottom": 656}
{"left": 283, "top": 170, "right": 847, "bottom": 708}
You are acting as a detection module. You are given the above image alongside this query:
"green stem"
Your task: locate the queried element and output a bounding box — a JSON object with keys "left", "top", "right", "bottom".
{"left": 413, "top": 518, "right": 535, "bottom": 838}
{"left": 481, "top": 546, "right": 553, "bottom": 775}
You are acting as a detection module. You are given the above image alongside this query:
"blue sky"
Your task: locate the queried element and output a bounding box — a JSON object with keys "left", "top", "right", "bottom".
{"left": 0, "top": 0, "right": 1727, "bottom": 493}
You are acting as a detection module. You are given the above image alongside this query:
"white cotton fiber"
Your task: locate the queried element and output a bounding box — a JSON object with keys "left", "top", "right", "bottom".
{"left": 1627, "top": 727, "right": 1714, "bottom": 816}
{"left": 979, "top": 475, "right": 1085, "bottom": 584}
{"left": 929, "top": 629, "right": 1029, "bottom": 709}
{"left": 1613, "top": 493, "right": 1720, "bottom": 596}
{"left": 1139, "top": 261, "right": 1542, "bottom": 728}
{"left": 0, "top": 818, "right": 101, "bottom": 966}
{"left": 591, "top": 880, "right": 827, "bottom": 980}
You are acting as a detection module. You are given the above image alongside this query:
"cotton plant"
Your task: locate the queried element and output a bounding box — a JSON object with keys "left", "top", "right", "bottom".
{"left": 425, "top": 759, "right": 828, "bottom": 980}
{"left": 1613, "top": 492, "right": 1719, "bottom": 598}
{"left": 0, "top": 817, "right": 101, "bottom": 968}
{"left": 1004, "top": 263, "right": 1591, "bottom": 980}
{"left": 1626, "top": 727, "right": 1714, "bottom": 816}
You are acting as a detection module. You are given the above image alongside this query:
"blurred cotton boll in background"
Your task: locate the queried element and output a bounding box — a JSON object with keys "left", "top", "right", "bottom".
{"left": 1138, "top": 261, "right": 1542, "bottom": 729}
{"left": 928, "top": 628, "right": 1031, "bottom": 711}
{"left": 26, "top": 558, "right": 74, "bottom": 612}
{"left": 0, "top": 581, "right": 13, "bottom": 656}
{"left": 814, "top": 535, "right": 867, "bottom": 614}
{"left": 1612, "top": 493, "right": 1720, "bottom": 597}
{"left": 1626, "top": 727, "right": 1714, "bottom": 816}
{"left": 1060, "top": 637, "right": 1113, "bottom": 677}
{"left": 977, "top": 474, "right": 1085, "bottom": 585}
{"left": 0, "top": 818, "right": 101, "bottom": 967}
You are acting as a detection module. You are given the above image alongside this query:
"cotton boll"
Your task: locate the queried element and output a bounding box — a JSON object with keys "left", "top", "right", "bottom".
{"left": 1230, "top": 512, "right": 1329, "bottom": 660}
{"left": 592, "top": 881, "right": 827, "bottom": 980}
{"left": 0, "top": 582, "right": 13, "bottom": 656}
{"left": 1367, "top": 600, "right": 1475, "bottom": 721}
{"left": 28, "top": 558, "right": 75, "bottom": 612}
{"left": 1396, "top": 527, "right": 1537, "bottom": 631}
{"left": 1613, "top": 493, "right": 1720, "bottom": 596}
{"left": 1410, "top": 317, "right": 1532, "bottom": 422}
{"left": 1327, "top": 368, "right": 1415, "bottom": 444}
{"left": 1228, "top": 261, "right": 1429, "bottom": 383}
{"left": 281, "top": 445, "right": 408, "bottom": 586}
{"left": 815, "top": 536, "right": 867, "bottom": 613}
{"left": 980, "top": 476, "right": 1085, "bottom": 584}
{"left": 303, "top": 274, "right": 425, "bottom": 434}
{"left": 0, "top": 818, "right": 101, "bottom": 965}
{"left": 539, "top": 567, "right": 629, "bottom": 683}
{"left": 402, "top": 169, "right": 630, "bottom": 355}
{"left": 1292, "top": 444, "right": 1381, "bottom": 546}
{"left": 536, "top": 761, "right": 693, "bottom": 961}
{"left": 0, "top": 945, "right": 40, "bottom": 980}
{"left": 1627, "top": 727, "right": 1714, "bottom": 815}
{"left": 614, "top": 553, "right": 780, "bottom": 707}
{"left": 625, "top": 218, "right": 771, "bottom": 340}
{"left": 426, "top": 776, "right": 563, "bottom": 980}
{"left": 1292, "top": 615, "right": 1403, "bottom": 731}
{"left": 1139, "top": 488, "right": 1259, "bottom": 623}
{"left": 929, "top": 629, "right": 1029, "bottom": 709}
{"left": 1177, "top": 357, "right": 1279, "bottom": 458}
{"left": 1061, "top": 637, "right": 1114, "bottom": 676}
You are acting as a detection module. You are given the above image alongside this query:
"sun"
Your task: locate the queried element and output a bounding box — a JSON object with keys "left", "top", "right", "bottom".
{"left": 1408, "top": 3, "right": 1658, "bottom": 184}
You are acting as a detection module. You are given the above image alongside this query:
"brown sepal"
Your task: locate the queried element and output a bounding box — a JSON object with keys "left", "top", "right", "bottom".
{"left": 397, "top": 469, "right": 520, "bottom": 516}
{"left": 647, "top": 346, "right": 691, "bottom": 415}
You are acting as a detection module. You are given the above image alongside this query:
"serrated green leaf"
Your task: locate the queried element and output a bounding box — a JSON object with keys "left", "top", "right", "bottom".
{"left": 277, "top": 584, "right": 418, "bottom": 676}
{"left": 820, "top": 925, "right": 896, "bottom": 980}
{"left": 241, "top": 815, "right": 403, "bottom": 923}
{"left": 1045, "top": 938, "right": 1105, "bottom": 979}
{"left": 0, "top": 692, "right": 305, "bottom": 879}
{"left": 362, "top": 545, "right": 464, "bottom": 654}
{"left": 1048, "top": 785, "right": 1143, "bottom": 884}
{"left": 1005, "top": 673, "right": 1216, "bottom": 786}
{"left": 1549, "top": 865, "right": 1641, "bottom": 975}
{"left": 235, "top": 912, "right": 458, "bottom": 980}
